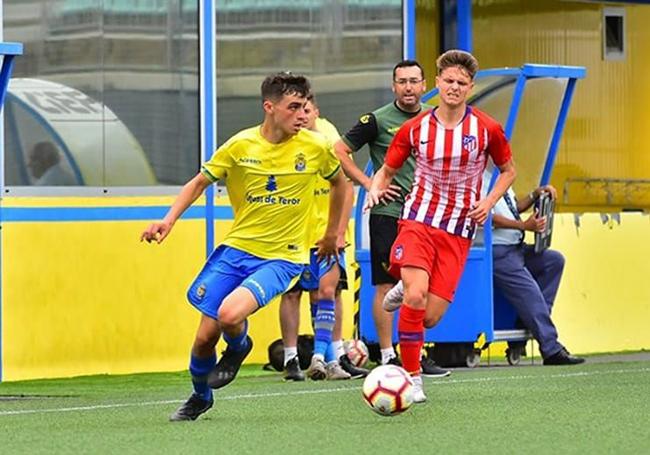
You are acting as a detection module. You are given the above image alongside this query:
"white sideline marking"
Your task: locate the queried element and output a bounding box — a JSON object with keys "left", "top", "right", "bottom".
{"left": 0, "top": 367, "right": 647, "bottom": 417}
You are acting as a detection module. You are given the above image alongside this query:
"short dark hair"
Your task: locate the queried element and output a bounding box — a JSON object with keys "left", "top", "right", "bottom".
{"left": 392, "top": 60, "right": 425, "bottom": 81}
{"left": 261, "top": 72, "right": 311, "bottom": 102}
{"left": 306, "top": 92, "right": 318, "bottom": 107}
{"left": 436, "top": 50, "right": 479, "bottom": 80}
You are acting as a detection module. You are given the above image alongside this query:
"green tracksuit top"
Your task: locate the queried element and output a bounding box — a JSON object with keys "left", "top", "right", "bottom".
{"left": 341, "top": 101, "right": 427, "bottom": 218}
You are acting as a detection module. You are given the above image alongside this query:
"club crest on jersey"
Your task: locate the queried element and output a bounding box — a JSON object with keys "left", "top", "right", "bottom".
{"left": 294, "top": 153, "right": 306, "bottom": 171}
{"left": 266, "top": 175, "right": 277, "bottom": 192}
{"left": 394, "top": 245, "right": 404, "bottom": 260}
{"left": 462, "top": 135, "right": 477, "bottom": 153}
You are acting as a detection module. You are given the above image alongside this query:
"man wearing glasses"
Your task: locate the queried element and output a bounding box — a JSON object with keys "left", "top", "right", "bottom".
{"left": 334, "top": 60, "right": 449, "bottom": 377}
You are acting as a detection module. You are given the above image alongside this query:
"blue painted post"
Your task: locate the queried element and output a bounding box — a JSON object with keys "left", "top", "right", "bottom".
{"left": 457, "top": 0, "right": 473, "bottom": 52}
{"left": 0, "top": 44, "right": 22, "bottom": 110}
{"left": 504, "top": 74, "right": 527, "bottom": 141}
{"left": 354, "top": 160, "right": 374, "bottom": 251}
{"left": 0, "top": 41, "right": 24, "bottom": 383}
{"left": 402, "top": 0, "right": 416, "bottom": 59}
{"left": 201, "top": 1, "right": 216, "bottom": 257}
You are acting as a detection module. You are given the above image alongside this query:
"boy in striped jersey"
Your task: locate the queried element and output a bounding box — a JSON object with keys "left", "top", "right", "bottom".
{"left": 368, "top": 50, "right": 516, "bottom": 402}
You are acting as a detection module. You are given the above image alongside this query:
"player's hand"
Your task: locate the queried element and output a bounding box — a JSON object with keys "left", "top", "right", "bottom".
{"left": 336, "top": 233, "right": 349, "bottom": 250}
{"left": 364, "top": 188, "right": 383, "bottom": 210}
{"left": 522, "top": 211, "right": 546, "bottom": 233}
{"left": 364, "top": 187, "right": 396, "bottom": 210}
{"left": 316, "top": 233, "right": 338, "bottom": 263}
{"left": 140, "top": 221, "right": 172, "bottom": 244}
{"left": 380, "top": 184, "right": 402, "bottom": 203}
{"left": 468, "top": 199, "right": 491, "bottom": 225}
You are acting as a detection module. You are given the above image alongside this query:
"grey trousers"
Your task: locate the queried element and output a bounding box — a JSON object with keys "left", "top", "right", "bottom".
{"left": 492, "top": 244, "right": 565, "bottom": 358}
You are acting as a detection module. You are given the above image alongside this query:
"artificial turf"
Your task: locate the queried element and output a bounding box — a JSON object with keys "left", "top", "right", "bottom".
{"left": 0, "top": 356, "right": 648, "bottom": 454}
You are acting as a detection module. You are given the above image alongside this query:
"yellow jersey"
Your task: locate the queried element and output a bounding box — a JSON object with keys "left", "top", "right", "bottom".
{"left": 308, "top": 117, "right": 345, "bottom": 247}
{"left": 201, "top": 126, "right": 341, "bottom": 263}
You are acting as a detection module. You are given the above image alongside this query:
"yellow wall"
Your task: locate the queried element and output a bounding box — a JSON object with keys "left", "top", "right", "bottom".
{"left": 2, "top": 197, "right": 201, "bottom": 380}
{"left": 468, "top": 0, "right": 650, "bottom": 212}
{"left": 540, "top": 212, "right": 650, "bottom": 354}
{"left": 2, "top": 196, "right": 649, "bottom": 381}
{"left": 0, "top": 196, "right": 357, "bottom": 381}
{"left": 415, "top": 0, "right": 440, "bottom": 83}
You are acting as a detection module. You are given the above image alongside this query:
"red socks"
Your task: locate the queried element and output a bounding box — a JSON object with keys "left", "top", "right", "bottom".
{"left": 398, "top": 304, "right": 425, "bottom": 376}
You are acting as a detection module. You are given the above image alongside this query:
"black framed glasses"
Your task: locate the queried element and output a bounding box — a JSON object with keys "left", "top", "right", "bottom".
{"left": 394, "top": 78, "right": 423, "bottom": 86}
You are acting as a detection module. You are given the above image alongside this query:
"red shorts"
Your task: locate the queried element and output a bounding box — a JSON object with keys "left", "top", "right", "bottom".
{"left": 388, "top": 220, "right": 471, "bottom": 302}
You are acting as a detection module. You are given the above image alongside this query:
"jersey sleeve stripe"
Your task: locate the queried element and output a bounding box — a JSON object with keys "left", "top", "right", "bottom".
{"left": 200, "top": 166, "right": 219, "bottom": 182}
{"left": 323, "top": 163, "right": 341, "bottom": 180}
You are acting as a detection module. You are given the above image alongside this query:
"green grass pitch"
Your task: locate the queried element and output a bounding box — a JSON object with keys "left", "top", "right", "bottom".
{"left": 1, "top": 356, "right": 648, "bottom": 454}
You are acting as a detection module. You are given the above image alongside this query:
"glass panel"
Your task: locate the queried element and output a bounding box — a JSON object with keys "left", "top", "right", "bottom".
{"left": 474, "top": 77, "right": 566, "bottom": 195}
{"left": 101, "top": 0, "right": 199, "bottom": 185}
{"left": 4, "top": 0, "right": 103, "bottom": 187}
{"left": 3, "top": 0, "right": 199, "bottom": 188}
{"left": 215, "top": 0, "right": 402, "bottom": 172}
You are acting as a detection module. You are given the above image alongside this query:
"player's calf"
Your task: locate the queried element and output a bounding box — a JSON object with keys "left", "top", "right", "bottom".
{"left": 207, "top": 335, "right": 253, "bottom": 389}
{"left": 382, "top": 280, "right": 404, "bottom": 312}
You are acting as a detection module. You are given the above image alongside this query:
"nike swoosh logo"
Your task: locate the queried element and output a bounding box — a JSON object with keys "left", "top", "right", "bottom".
{"left": 420, "top": 140, "right": 431, "bottom": 145}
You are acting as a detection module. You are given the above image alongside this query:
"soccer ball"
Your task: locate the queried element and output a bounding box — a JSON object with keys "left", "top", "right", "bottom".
{"left": 362, "top": 365, "right": 414, "bottom": 416}
{"left": 344, "top": 339, "right": 369, "bottom": 368}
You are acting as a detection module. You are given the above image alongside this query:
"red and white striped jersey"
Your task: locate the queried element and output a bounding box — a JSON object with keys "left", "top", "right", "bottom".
{"left": 385, "top": 106, "right": 512, "bottom": 239}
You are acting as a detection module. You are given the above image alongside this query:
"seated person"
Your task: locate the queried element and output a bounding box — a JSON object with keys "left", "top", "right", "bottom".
{"left": 492, "top": 184, "right": 584, "bottom": 365}
{"left": 28, "top": 142, "right": 77, "bottom": 186}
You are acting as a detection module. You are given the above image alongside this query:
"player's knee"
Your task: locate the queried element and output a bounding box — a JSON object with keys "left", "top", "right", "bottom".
{"left": 403, "top": 286, "right": 427, "bottom": 309}
{"left": 424, "top": 313, "right": 442, "bottom": 328}
{"left": 550, "top": 250, "right": 565, "bottom": 272}
{"left": 318, "top": 285, "right": 337, "bottom": 301}
{"left": 281, "top": 292, "right": 301, "bottom": 308}
{"left": 217, "top": 305, "right": 243, "bottom": 328}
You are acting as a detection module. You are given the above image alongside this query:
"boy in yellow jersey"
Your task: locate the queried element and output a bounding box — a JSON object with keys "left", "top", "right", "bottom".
{"left": 279, "top": 95, "right": 369, "bottom": 381}
{"left": 141, "top": 73, "right": 347, "bottom": 421}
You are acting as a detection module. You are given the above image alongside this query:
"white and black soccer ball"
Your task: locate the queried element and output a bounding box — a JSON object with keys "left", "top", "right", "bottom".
{"left": 362, "top": 364, "right": 414, "bottom": 416}
{"left": 344, "top": 339, "right": 369, "bottom": 368}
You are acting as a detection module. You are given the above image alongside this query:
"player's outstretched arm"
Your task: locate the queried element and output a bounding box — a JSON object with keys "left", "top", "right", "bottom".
{"left": 334, "top": 140, "right": 372, "bottom": 190}
{"left": 469, "top": 159, "right": 516, "bottom": 225}
{"left": 141, "top": 173, "right": 212, "bottom": 244}
{"left": 336, "top": 178, "right": 355, "bottom": 249}
{"left": 317, "top": 170, "right": 348, "bottom": 260}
